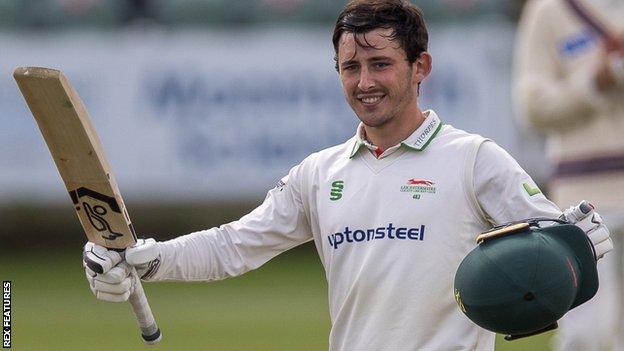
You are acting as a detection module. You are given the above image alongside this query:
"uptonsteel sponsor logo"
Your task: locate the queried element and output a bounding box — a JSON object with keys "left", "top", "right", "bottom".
{"left": 327, "top": 223, "right": 426, "bottom": 250}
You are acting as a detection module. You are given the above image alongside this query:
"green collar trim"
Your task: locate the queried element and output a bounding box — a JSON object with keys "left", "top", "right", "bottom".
{"left": 349, "top": 138, "right": 364, "bottom": 159}
{"left": 348, "top": 111, "right": 442, "bottom": 159}
{"left": 401, "top": 120, "right": 442, "bottom": 152}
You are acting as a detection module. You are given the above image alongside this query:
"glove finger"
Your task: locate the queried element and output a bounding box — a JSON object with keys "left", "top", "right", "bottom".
{"left": 92, "top": 276, "right": 133, "bottom": 295}
{"left": 563, "top": 201, "right": 595, "bottom": 223}
{"left": 126, "top": 238, "right": 159, "bottom": 266}
{"left": 83, "top": 243, "right": 122, "bottom": 274}
{"left": 95, "top": 290, "right": 131, "bottom": 303}
{"left": 574, "top": 215, "right": 595, "bottom": 233}
{"left": 84, "top": 265, "right": 97, "bottom": 278}
{"left": 592, "top": 212, "right": 604, "bottom": 224}
{"left": 587, "top": 225, "right": 610, "bottom": 245}
{"left": 594, "top": 238, "right": 614, "bottom": 259}
{"left": 578, "top": 201, "right": 594, "bottom": 215}
{"left": 95, "top": 263, "right": 133, "bottom": 284}
{"left": 87, "top": 279, "right": 97, "bottom": 296}
{"left": 83, "top": 242, "right": 95, "bottom": 252}
{"left": 85, "top": 271, "right": 96, "bottom": 287}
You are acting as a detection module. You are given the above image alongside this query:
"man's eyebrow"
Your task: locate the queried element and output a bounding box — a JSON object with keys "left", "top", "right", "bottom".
{"left": 340, "top": 59, "right": 359, "bottom": 66}
{"left": 340, "top": 56, "right": 394, "bottom": 66}
{"left": 368, "top": 56, "right": 393, "bottom": 62}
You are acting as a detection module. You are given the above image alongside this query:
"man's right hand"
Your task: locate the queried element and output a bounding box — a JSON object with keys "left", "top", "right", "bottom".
{"left": 83, "top": 239, "right": 161, "bottom": 302}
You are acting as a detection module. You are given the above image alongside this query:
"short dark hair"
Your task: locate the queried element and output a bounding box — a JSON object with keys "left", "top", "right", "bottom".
{"left": 332, "top": 0, "right": 429, "bottom": 71}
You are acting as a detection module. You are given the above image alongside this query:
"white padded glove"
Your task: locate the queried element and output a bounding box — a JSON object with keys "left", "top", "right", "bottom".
{"left": 126, "top": 238, "right": 162, "bottom": 280}
{"left": 562, "top": 201, "right": 613, "bottom": 260}
{"left": 83, "top": 239, "right": 161, "bottom": 303}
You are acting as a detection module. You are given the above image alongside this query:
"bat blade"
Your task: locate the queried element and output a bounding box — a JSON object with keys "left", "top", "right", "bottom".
{"left": 14, "top": 66, "right": 161, "bottom": 344}
{"left": 13, "top": 67, "right": 136, "bottom": 250}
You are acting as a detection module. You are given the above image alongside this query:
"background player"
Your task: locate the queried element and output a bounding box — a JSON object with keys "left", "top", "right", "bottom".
{"left": 84, "top": 1, "right": 612, "bottom": 350}
{"left": 513, "top": 0, "right": 624, "bottom": 350}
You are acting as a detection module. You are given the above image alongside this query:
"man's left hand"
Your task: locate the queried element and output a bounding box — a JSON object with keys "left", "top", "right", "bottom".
{"left": 562, "top": 201, "right": 613, "bottom": 259}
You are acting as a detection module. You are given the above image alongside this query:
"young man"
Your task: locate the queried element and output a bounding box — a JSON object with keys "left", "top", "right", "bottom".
{"left": 513, "top": 1, "right": 624, "bottom": 350}
{"left": 84, "top": 1, "right": 611, "bottom": 350}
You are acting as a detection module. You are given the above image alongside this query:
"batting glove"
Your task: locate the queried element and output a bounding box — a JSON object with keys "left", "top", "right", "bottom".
{"left": 561, "top": 201, "right": 613, "bottom": 260}
{"left": 83, "top": 239, "right": 161, "bottom": 303}
{"left": 126, "top": 238, "right": 162, "bottom": 280}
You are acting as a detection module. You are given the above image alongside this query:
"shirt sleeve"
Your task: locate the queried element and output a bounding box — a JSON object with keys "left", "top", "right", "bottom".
{"left": 148, "top": 162, "right": 313, "bottom": 282}
{"left": 474, "top": 140, "right": 562, "bottom": 225}
{"left": 512, "top": 0, "right": 603, "bottom": 133}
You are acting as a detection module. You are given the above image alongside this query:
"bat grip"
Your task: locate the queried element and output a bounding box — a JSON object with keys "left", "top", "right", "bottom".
{"left": 128, "top": 268, "right": 162, "bottom": 344}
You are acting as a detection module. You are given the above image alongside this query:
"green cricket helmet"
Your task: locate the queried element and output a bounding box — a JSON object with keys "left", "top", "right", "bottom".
{"left": 453, "top": 218, "right": 598, "bottom": 340}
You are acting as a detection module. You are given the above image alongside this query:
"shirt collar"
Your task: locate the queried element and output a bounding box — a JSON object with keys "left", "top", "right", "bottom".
{"left": 349, "top": 110, "right": 443, "bottom": 159}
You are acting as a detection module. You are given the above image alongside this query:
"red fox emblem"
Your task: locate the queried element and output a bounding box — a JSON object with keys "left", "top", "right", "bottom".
{"left": 407, "top": 179, "right": 435, "bottom": 186}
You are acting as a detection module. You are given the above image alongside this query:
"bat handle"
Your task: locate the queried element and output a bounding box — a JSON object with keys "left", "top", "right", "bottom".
{"left": 128, "top": 268, "right": 162, "bottom": 344}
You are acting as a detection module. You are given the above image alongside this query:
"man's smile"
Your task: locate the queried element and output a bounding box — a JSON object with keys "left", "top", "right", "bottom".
{"left": 357, "top": 93, "right": 386, "bottom": 106}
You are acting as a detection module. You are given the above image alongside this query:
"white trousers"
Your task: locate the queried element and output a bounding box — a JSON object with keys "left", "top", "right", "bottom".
{"left": 554, "top": 213, "right": 624, "bottom": 351}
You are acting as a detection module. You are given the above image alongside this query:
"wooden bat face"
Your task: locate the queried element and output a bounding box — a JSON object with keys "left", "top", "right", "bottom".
{"left": 13, "top": 67, "right": 137, "bottom": 250}
{"left": 14, "top": 66, "right": 161, "bottom": 344}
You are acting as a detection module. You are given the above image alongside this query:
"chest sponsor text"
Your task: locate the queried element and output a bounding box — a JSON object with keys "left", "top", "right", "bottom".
{"left": 327, "top": 223, "right": 426, "bottom": 250}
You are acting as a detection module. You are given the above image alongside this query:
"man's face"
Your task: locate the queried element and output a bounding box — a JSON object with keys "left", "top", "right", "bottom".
{"left": 337, "top": 28, "right": 424, "bottom": 128}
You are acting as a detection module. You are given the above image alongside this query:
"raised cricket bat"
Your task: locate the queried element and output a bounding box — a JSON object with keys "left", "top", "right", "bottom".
{"left": 13, "top": 67, "right": 162, "bottom": 344}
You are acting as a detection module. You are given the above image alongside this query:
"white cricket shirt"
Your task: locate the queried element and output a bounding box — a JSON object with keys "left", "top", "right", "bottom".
{"left": 152, "top": 110, "right": 562, "bottom": 350}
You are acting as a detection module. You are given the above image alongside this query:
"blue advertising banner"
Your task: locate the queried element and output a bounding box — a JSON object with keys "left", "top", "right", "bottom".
{"left": 0, "top": 23, "right": 546, "bottom": 202}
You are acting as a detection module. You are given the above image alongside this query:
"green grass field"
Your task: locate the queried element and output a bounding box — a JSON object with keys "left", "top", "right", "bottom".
{"left": 0, "top": 247, "right": 554, "bottom": 350}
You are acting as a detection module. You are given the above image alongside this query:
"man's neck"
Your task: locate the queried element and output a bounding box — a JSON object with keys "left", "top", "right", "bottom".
{"left": 363, "top": 108, "right": 427, "bottom": 150}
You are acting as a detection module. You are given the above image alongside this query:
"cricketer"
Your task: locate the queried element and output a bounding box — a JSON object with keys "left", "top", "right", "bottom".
{"left": 83, "top": 1, "right": 613, "bottom": 350}
{"left": 514, "top": 0, "right": 624, "bottom": 350}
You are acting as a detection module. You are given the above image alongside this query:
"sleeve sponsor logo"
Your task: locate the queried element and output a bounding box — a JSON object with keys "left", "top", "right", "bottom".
{"left": 327, "top": 223, "right": 426, "bottom": 250}
{"left": 522, "top": 182, "right": 542, "bottom": 196}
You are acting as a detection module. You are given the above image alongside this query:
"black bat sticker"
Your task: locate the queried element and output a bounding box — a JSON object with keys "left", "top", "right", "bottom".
{"left": 69, "top": 187, "right": 124, "bottom": 240}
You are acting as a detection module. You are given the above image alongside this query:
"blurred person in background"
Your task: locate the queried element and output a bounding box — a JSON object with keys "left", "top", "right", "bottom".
{"left": 513, "top": 0, "right": 624, "bottom": 350}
